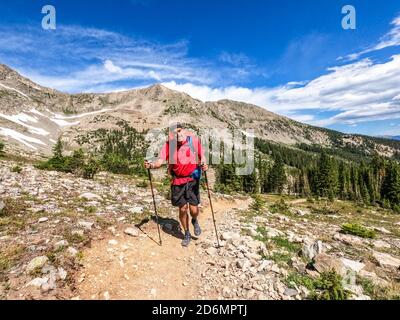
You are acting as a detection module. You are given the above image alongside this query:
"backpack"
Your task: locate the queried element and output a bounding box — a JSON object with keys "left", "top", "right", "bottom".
{"left": 187, "top": 136, "right": 202, "bottom": 180}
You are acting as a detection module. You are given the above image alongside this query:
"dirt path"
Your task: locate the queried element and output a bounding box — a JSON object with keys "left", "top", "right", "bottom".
{"left": 75, "top": 197, "right": 250, "bottom": 300}
{"left": 288, "top": 198, "right": 308, "bottom": 205}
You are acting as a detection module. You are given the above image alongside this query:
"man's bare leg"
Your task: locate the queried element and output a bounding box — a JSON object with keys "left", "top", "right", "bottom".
{"left": 179, "top": 204, "right": 191, "bottom": 246}
{"left": 179, "top": 204, "right": 189, "bottom": 232}
{"left": 189, "top": 204, "right": 199, "bottom": 220}
{"left": 189, "top": 204, "right": 202, "bottom": 236}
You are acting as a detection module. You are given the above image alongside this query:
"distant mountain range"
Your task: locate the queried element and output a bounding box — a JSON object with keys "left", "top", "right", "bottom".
{"left": 379, "top": 136, "right": 400, "bottom": 141}
{"left": 1, "top": 63, "right": 400, "bottom": 160}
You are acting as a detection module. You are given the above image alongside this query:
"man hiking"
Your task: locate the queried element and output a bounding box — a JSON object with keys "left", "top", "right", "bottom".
{"left": 144, "top": 123, "right": 208, "bottom": 247}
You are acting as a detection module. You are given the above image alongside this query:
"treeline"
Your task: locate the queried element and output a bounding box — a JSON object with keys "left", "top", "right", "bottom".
{"left": 37, "top": 120, "right": 149, "bottom": 179}
{"left": 215, "top": 138, "right": 400, "bottom": 212}
{"left": 36, "top": 138, "right": 100, "bottom": 179}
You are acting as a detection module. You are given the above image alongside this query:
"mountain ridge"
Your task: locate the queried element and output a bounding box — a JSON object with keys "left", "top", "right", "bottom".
{"left": 1, "top": 63, "right": 400, "bottom": 159}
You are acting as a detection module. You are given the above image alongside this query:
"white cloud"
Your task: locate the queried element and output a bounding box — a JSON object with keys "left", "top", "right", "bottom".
{"left": 0, "top": 25, "right": 257, "bottom": 93}
{"left": 344, "top": 14, "right": 400, "bottom": 61}
{"left": 219, "top": 52, "right": 251, "bottom": 66}
{"left": 164, "top": 54, "right": 400, "bottom": 126}
{"left": 104, "top": 60, "right": 123, "bottom": 73}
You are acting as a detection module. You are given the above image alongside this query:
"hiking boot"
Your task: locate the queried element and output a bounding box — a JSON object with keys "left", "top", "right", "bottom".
{"left": 192, "top": 218, "right": 202, "bottom": 237}
{"left": 181, "top": 231, "right": 191, "bottom": 247}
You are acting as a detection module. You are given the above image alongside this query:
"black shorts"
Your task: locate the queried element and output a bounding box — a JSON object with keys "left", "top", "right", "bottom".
{"left": 171, "top": 180, "right": 200, "bottom": 207}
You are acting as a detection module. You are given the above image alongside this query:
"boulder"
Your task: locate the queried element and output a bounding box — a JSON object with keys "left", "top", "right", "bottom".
{"left": 291, "top": 208, "right": 308, "bottom": 216}
{"left": 284, "top": 288, "right": 298, "bottom": 297}
{"left": 206, "top": 247, "right": 217, "bottom": 256}
{"left": 372, "top": 240, "right": 391, "bottom": 249}
{"left": 58, "top": 267, "right": 68, "bottom": 281}
{"left": 129, "top": 206, "right": 144, "bottom": 214}
{"left": 26, "top": 256, "right": 49, "bottom": 273}
{"left": 372, "top": 251, "right": 400, "bottom": 269}
{"left": 38, "top": 217, "right": 49, "bottom": 223}
{"left": 264, "top": 227, "right": 285, "bottom": 238}
{"left": 78, "top": 221, "right": 94, "bottom": 231}
{"left": 71, "top": 229, "right": 85, "bottom": 237}
{"left": 26, "top": 277, "right": 48, "bottom": 289}
{"left": 245, "top": 252, "right": 262, "bottom": 261}
{"left": 79, "top": 192, "right": 102, "bottom": 201}
{"left": 373, "top": 226, "right": 391, "bottom": 234}
{"left": 236, "top": 259, "right": 251, "bottom": 270}
{"left": 124, "top": 227, "right": 140, "bottom": 237}
{"left": 359, "top": 270, "right": 389, "bottom": 287}
{"left": 333, "top": 233, "right": 364, "bottom": 246}
{"left": 0, "top": 200, "right": 5, "bottom": 213}
{"left": 302, "top": 240, "right": 323, "bottom": 261}
{"left": 54, "top": 240, "right": 68, "bottom": 251}
{"left": 221, "top": 232, "right": 240, "bottom": 241}
{"left": 341, "top": 257, "right": 365, "bottom": 273}
{"left": 313, "top": 254, "right": 346, "bottom": 276}
{"left": 67, "top": 247, "right": 79, "bottom": 257}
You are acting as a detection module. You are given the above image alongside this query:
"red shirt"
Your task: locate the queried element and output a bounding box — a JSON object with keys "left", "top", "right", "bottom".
{"left": 160, "top": 134, "right": 204, "bottom": 186}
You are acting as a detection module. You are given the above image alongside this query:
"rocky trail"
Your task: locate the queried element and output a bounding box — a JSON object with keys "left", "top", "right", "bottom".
{"left": 1, "top": 158, "right": 400, "bottom": 300}
{"left": 76, "top": 198, "right": 251, "bottom": 300}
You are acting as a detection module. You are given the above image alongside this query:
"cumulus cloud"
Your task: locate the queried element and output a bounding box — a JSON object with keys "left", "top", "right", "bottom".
{"left": 1, "top": 14, "right": 400, "bottom": 133}
{"left": 164, "top": 54, "right": 400, "bottom": 126}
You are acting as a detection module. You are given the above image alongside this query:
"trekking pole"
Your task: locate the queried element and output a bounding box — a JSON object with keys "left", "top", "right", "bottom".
{"left": 203, "top": 170, "right": 221, "bottom": 248}
{"left": 147, "top": 168, "right": 162, "bottom": 246}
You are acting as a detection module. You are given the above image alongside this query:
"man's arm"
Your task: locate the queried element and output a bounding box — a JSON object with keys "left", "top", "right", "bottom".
{"left": 144, "top": 142, "right": 168, "bottom": 170}
{"left": 144, "top": 158, "right": 164, "bottom": 169}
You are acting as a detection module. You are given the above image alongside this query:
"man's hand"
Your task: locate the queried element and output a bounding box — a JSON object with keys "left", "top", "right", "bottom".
{"left": 144, "top": 160, "right": 153, "bottom": 169}
{"left": 201, "top": 163, "right": 209, "bottom": 171}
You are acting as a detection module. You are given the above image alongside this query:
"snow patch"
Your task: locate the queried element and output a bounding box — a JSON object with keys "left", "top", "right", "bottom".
{"left": 0, "top": 127, "right": 46, "bottom": 150}
{"left": 30, "top": 108, "right": 47, "bottom": 117}
{"left": 0, "top": 113, "right": 49, "bottom": 136}
{"left": 51, "top": 108, "right": 113, "bottom": 120}
{"left": 49, "top": 118, "right": 80, "bottom": 127}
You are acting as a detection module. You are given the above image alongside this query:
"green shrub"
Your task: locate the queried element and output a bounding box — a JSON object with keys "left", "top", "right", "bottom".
{"left": 250, "top": 194, "right": 266, "bottom": 212}
{"left": 101, "top": 153, "right": 132, "bottom": 175}
{"left": 285, "top": 272, "right": 316, "bottom": 291}
{"left": 268, "top": 252, "right": 292, "bottom": 265}
{"left": 341, "top": 223, "right": 376, "bottom": 239}
{"left": 357, "top": 277, "right": 389, "bottom": 300}
{"left": 270, "top": 199, "right": 290, "bottom": 214}
{"left": 0, "top": 140, "right": 4, "bottom": 155}
{"left": 36, "top": 141, "right": 99, "bottom": 180}
{"left": 310, "top": 271, "right": 349, "bottom": 300}
{"left": 11, "top": 165, "right": 22, "bottom": 173}
{"left": 82, "top": 157, "right": 100, "bottom": 179}
{"left": 271, "top": 236, "right": 301, "bottom": 253}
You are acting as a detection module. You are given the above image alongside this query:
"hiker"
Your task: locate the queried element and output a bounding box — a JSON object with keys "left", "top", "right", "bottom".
{"left": 144, "top": 123, "right": 208, "bottom": 247}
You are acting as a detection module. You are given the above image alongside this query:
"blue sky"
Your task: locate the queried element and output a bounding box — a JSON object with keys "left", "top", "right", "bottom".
{"left": 0, "top": 0, "right": 400, "bottom": 136}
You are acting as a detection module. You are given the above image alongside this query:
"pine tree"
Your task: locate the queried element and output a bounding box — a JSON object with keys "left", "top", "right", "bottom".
{"left": 381, "top": 161, "right": 400, "bottom": 208}
{"left": 316, "top": 152, "right": 338, "bottom": 198}
{"left": 0, "top": 140, "right": 4, "bottom": 155}
{"left": 266, "top": 155, "right": 286, "bottom": 194}
{"left": 53, "top": 137, "right": 63, "bottom": 159}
